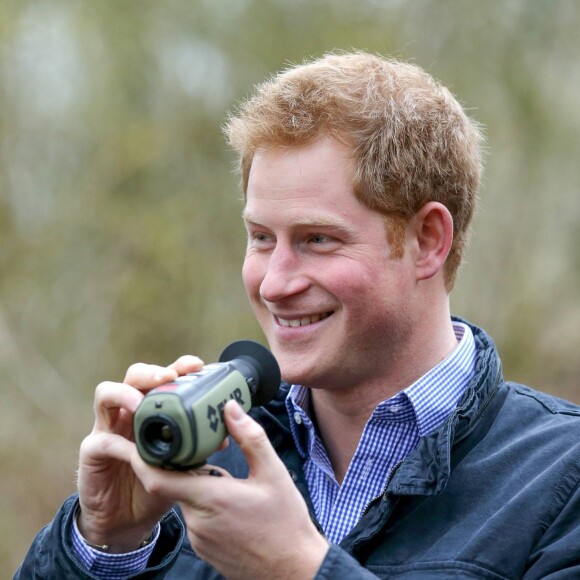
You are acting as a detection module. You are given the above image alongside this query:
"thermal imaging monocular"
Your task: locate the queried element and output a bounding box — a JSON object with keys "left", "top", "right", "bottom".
{"left": 134, "top": 340, "right": 280, "bottom": 470}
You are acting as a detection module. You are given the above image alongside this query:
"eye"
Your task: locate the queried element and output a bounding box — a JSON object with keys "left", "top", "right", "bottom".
{"left": 247, "top": 230, "right": 275, "bottom": 248}
{"left": 309, "top": 233, "right": 332, "bottom": 244}
{"left": 306, "top": 233, "right": 342, "bottom": 253}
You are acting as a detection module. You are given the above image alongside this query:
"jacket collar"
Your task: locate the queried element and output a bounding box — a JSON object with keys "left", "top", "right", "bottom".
{"left": 252, "top": 318, "right": 503, "bottom": 498}
{"left": 389, "top": 318, "right": 503, "bottom": 496}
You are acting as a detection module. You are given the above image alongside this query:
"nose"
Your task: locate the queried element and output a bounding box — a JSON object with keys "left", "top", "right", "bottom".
{"left": 258, "top": 244, "right": 310, "bottom": 303}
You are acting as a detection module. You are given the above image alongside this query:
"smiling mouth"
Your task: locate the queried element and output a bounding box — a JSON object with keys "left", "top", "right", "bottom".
{"left": 276, "top": 312, "right": 333, "bottom": 327}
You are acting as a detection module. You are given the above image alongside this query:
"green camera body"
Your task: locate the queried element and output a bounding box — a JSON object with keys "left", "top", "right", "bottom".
{"left": 133, "top": 340, "right": 280, "bottom": 470}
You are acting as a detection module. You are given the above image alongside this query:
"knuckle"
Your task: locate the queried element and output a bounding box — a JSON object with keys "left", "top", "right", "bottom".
{"left": 79, "top": 434, "right": 93, "bottom": 455}
{"left": 125, "top": 362, "right": 147, "bottom": 379}
{"left": 142, "top": 476, "right": 163, "bottom": 496}
{"left": 79, "top": 431, "right": 108, "bottom": 461}
{"left": 245, "top": 422, "right": 268, "bottom": 446}
{"left": 94, "top": 381, "right": 113, "bottom": 402}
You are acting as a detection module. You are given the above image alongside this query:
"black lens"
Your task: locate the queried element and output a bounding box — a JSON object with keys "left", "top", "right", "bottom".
{"left": 140, "top": 414, "right": 182, "bottom": 460}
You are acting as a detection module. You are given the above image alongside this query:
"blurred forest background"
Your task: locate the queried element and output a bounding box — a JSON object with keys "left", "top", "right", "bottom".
{"left": 2, "top": 0, "right": 580, "bottom": 574}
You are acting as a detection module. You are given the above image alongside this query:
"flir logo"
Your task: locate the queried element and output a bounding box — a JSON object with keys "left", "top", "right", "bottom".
{"left": 207, "top": 388, "right": 246, "bottom": 432}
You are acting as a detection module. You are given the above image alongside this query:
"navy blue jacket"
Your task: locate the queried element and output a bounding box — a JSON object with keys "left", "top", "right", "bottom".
{"left": 15, "top": 321, "right": 580, "bottom": 579}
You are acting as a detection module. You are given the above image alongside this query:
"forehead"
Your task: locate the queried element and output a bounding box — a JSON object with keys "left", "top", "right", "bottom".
{"left": 243, "top": 137, "right": 359, "bottom": 221}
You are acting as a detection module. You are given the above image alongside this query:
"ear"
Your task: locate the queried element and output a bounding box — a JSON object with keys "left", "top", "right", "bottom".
{"left": 410, "top": 202, "right": 454, "bottom": 281}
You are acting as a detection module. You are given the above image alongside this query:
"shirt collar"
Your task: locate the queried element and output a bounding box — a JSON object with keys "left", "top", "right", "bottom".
{"left": 286, "top": 321, "right": 476, "bottom": 454}
{"left": 402, "top": 321, "right": 475, "bottom": 436}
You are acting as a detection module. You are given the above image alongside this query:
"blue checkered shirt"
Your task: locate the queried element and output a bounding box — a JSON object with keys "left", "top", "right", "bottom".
{"left": 286, "top": 321, "right": 475, "bottom": 544}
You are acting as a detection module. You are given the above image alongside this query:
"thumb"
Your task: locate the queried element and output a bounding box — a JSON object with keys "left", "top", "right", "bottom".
{"left": 223, "top": 400, "right": 285, "bottom": 480}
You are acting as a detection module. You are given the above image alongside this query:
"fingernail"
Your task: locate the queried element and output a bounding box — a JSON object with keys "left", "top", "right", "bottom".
{"left": 227, "top": 400, "right": 245, "bottom": 421}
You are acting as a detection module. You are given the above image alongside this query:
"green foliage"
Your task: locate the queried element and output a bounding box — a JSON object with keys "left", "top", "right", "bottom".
{"left": 2, "top": 0, "right": 580, "bottom": 574}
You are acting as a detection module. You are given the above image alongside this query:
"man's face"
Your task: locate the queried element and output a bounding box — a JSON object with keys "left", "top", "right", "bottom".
{"left": 242, "top": 137, "right": 417, "bottom": 391}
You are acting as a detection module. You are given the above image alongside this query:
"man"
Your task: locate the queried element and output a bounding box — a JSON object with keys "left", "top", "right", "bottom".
{"left": 17, "top": 52, "right": 580, "bottom": 579}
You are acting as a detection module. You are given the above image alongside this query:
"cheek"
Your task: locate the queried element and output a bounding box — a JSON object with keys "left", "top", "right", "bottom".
{"left": 242, "top": 256, "right": 262, "bottom": 299}
{"left": 338, "top": 262, "right": 409, "bottom": 314}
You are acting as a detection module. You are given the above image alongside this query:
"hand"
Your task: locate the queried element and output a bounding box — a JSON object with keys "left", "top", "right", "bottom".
{"left": 130, "top": 400, "right": 329, "bottom": 579}
{"left": 77, "top": 355, "right": 204, "bottom": 552}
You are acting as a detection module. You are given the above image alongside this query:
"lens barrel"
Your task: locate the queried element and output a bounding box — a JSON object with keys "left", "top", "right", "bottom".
{"left": 139, "top": 414, "right": 183, "bottom": 461}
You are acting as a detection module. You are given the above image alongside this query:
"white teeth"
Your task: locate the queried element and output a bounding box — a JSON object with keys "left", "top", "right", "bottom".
{"left": 277, "top": 312, "right": 330, "bottom": 327}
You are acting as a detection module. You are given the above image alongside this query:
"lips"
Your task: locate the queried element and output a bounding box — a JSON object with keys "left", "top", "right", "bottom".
{"left": 276, "top": 312, "right": 332, "bottom": 327}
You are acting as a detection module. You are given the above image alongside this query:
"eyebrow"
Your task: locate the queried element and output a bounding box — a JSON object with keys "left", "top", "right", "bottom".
{"left": 242, "top": 209, "right": 349, "bottom": 230}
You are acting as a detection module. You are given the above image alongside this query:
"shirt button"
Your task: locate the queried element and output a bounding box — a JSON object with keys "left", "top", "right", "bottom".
{"left": 293, "top": 411, "right": 302, "bottom": 425}
{"left": 389, "top": 405, "right": 401, "bottom": 413}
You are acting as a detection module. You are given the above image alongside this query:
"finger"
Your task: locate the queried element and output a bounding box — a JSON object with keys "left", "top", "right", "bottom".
{"left": 129, "top": 451, "right": 233, "bottom": 505}
{"left": 93, "top": 381, "right": 144, "bottom": 431}
{"left": 223, "top": 400, "right": 286, "bottom": 481}
{"left": 124, "top": 363, "right": 178, "bottom": 390}
{"left": 168, "top": 355, "right": 204, "bottom": 375}
{"left": 217, "top": 437, "right": 230, "bottom": 452}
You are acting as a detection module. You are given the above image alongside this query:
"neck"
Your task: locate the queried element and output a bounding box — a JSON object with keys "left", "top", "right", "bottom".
{"left": 310, "top": 308, "right": 458, "bottom": 483}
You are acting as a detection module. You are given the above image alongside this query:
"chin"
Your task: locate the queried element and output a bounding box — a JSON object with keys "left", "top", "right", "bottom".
{"left": 276, "top": 357, "right": 311, "bottom": 387}
{"left": 279, "top": 362, "right": 327, "bottom": 389}
{"left": 271, "top": 338, "right": 336, "bottom": 384}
